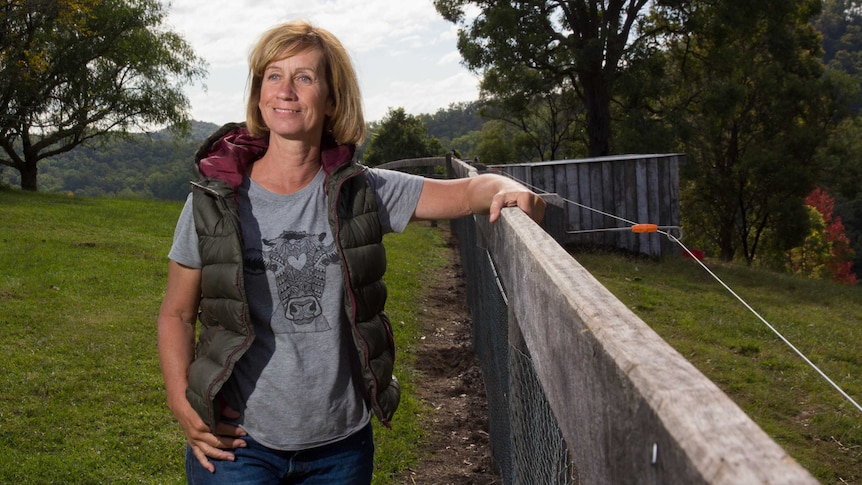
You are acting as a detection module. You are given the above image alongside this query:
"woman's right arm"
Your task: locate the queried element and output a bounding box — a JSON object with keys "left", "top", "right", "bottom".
{"left": 157, "top": 260, "right": 246, "bottom": 473}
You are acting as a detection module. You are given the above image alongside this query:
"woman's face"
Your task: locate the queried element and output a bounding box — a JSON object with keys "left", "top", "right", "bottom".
{"left": 258, "top": 48, "right": 334, "bottom": 145}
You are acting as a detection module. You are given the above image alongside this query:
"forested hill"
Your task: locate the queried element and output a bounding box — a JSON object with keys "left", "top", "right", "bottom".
{"left": 6, "top": 103, "right": 486, "bottom": 201}
{"left": 22, "top": 121, "right": 221, "bottom": 201}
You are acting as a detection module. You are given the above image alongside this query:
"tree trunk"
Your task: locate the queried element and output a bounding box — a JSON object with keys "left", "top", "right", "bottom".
{"left": 718, "top": 222, "right": 736, "bottom": 262}
{"left": 19, "top": 162, "right": 38, "bottom": 191}
{"left": 582, "top": 74, "right": 612, "bottom": 157}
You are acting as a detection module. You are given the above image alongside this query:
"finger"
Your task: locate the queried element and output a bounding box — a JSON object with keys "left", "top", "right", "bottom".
{"left": 534, "top": 197, "right": 547, "bottom": 222}
{"left": 518, "top": 195, "right": 546, "bottom": 223}
{"left": 192, "top": 445, "right": 216, "bottom": 473}
{"left": 220, "top": 404, "right": 242, "bottom": 420}
{"left": 197, "top": 437, "right": 238, "bottom": 461}
{"left": 215, "top": 420, "right": 247, "bottom": 438}
{"left": 489, "top": 194, "right": 506, "bottom": 223}
{"left": 214, "top": 433, "right": 248, "bottom": 450}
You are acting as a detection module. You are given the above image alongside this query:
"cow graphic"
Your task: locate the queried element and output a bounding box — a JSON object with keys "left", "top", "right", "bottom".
{"left": 262, "top": 230, "right": 339, "bottom": 333}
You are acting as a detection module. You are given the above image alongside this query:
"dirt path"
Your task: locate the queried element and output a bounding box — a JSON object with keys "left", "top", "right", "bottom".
{"left": 395, "top": 223, "right": 500, "bottom": 485}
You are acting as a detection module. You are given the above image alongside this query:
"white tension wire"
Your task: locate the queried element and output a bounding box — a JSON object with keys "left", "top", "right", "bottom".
{"left": 499, "top": 171, "right": 862, "bottom": 414}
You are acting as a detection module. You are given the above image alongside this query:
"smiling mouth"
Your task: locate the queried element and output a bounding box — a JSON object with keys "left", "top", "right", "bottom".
{"left": 274, "top": 108, "right": 299, "bottom": 114}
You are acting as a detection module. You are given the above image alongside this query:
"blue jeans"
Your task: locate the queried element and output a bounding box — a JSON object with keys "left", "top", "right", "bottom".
{"left": 185, "top": 423, "right": 374, "bottom": 484}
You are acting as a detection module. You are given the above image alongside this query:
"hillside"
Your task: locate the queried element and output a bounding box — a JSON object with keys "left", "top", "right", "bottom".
{"left": 2, "top": 120, "right": 220, "bottom": 200}
{"left": 0, "top": 103, "right": 489, "bottom": 200}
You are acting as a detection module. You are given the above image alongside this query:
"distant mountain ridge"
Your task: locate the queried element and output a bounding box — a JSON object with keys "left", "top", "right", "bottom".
{"left": 146, "top": 120, "right": 221, "bottom": 141}
{"left": 22, "top": 121, "right": 225, "bottom": 200}
{"left": 2, "top": 102, "right": 484, "bottom": 200}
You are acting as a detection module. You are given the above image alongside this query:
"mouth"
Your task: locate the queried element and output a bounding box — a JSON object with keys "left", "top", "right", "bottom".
{"left": 274, "top": 108, "right": 299, "bottom": 113}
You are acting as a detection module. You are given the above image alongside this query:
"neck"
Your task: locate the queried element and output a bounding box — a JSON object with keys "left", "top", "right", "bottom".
{"left": 249, "top": 137, "right": 322, "bottom": 194}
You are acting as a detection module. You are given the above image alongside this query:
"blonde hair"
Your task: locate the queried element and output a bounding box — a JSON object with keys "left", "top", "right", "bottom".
{"left": 246, "top": 21, "right": 366, "bottom": 145}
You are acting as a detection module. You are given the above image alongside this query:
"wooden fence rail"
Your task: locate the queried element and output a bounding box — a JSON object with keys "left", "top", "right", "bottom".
{"left": 381, "top": 156, "right": 816, "bottom": 483}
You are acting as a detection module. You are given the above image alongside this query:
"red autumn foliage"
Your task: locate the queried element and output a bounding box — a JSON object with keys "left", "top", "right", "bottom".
{"left": 805, "top": 188, "right": 857, "bottom": 284}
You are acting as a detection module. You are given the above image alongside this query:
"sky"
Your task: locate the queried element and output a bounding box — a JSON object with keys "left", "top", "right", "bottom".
{"left": 160, "top": 0, "right": 481, "bottom": 126}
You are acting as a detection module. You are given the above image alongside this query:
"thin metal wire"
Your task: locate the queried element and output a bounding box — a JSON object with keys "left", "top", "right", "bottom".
{"left": 499, "top": 170, "right": 862, "bottom": 415}
{"left": 496, "top": 172, "right": 638, "bottom": 226}
{"left": 665, "top": 232, "right": 862, "bottom": 414}
{"left": 568, "top": 226, "right": 684, "bottom": 240}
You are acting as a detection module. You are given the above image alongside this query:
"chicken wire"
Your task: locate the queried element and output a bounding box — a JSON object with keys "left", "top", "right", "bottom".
{"left": 451, "top": 215, "right": 579, "bottom": 485}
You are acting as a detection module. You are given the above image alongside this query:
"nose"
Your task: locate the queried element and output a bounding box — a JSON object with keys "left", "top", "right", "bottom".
{"left": 287, "top": 296, "right": 321, "bottom": 321}
{"left": 276, "top": 78, "right": 297, "bottom": 100}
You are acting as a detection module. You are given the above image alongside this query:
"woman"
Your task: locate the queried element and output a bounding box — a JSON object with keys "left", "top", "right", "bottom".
{"left": 157, "top": 20, "right": 544, "bottom": 484}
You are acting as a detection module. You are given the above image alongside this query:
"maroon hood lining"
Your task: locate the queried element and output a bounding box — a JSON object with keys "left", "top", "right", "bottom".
{"left": 196, "top": 125, "right": 356, "bottom": 190}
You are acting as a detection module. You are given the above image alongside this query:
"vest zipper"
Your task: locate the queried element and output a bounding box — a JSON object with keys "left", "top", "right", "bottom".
{"left": 331, "top": 167, "right": 390, "bottom": 427}
{"left": 193, "top": 179, "right": 256, "bottom": 431}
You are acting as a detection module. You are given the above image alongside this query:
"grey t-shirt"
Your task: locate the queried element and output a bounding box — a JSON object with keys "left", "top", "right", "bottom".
{"left": 168, "top": 167, "right": 424, "bottom": 450}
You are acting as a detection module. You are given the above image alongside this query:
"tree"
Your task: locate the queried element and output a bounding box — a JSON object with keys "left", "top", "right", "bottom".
{"left": 362, "top": 108, "right": 444, "bottom": 166}
{"left": 479, "top": 66, "right": 586, "bottom": 161}
{"left": 815, "top": 116, "right": 862, "bottom": 200}
{"left": 0, "top": 0, "right": 206, "bottom": 191}
{"left": 419, "top": 101, "right": 485, "bottom": 145}
{"left": 805, "top": 187, "right": 857, "bottom": 284}
{"left": 816, "top": 0, "right": 862, "bottom": 92}
{"left": 475, "top": 120, "right": 535, "bottom": 164}
{"left": 434, "top": 0, "right": 654, "bottom": 157}
{"left": 812, "top": 1, "right": 862, "bottom": 277}
{"left": 655, "top": 0, "right": 833, "bottom": 263}
{"left": 788, "top": 205, "right": 833, "bottom": 279}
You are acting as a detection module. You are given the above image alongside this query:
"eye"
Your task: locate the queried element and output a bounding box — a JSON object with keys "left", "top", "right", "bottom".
{"left": 296, "top": 74, "right": 313, "bottom": 84}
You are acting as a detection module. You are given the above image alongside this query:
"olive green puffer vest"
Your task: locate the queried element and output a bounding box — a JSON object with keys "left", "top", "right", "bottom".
{"left": 185, "top": 124, "right": 400, "bottom": 432}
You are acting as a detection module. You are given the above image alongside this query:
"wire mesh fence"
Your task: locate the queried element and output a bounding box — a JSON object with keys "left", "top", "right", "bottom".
{"left": 440, "top": 156, "right": 818, "bottom": 484}
{"left": 452, "top": 215, "right": 580, "bottom": 485}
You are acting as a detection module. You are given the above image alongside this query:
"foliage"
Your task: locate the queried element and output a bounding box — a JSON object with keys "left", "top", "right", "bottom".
{"left": 575, "top": 248, "right": 862, "bottom": 483}
{"left": 801, "top": 187, "right": 858, "bottom": 283}
{"left": 434, "top": 0, "right": 655, "bottom": 157}
{"left": 810, "top": 0, "right": 862, "bottom": 277}
{"left": 418, "top": 101, "right": 485, "bottom": 147}
{"left": 0, "top": 0, "right": 206, "bottom": 191}
{"left": 786, "top": 205, "right": 833, "bottom": 279}
{"left": 834, "top": 192, "right": 862, "bottom": 278}
{"left": 2, "top": 121, "right": 218, "bottom": 200}
{"left": 479, "top": 68, "right": 587, "bottom": 161}
{"left": 1, "top": 107, "right": 488, "bottom": 199}
{"left": 474, "top": 120, "right": 534, "bottom": 165}
{"left": 427, "top": 0, "right": 861, "bottom": 271}
{"left": 815, "top": 0, "right": 862, "bottom": 113}
{"left": 815, "top": 116, "right": 862, "bottom": 200}
{"left": 362, "top": 108, "right": 444, "bottom": 166}
{"left": 655, "top": 0, "right": 833, "bottom": 263}
{"left": 448, "top": 129, "right": 483, "bottom": 162}
{"left": 415, "top": 101, "right": 487, "bottom": 162}
{"left": 610, "top": 35, "right": 680, "bottom": 155}
{"left": 0, "top": 189, "right": 449, "bottom": 484}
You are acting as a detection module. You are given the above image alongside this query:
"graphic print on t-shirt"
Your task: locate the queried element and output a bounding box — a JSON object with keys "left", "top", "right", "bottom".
{"left": 261, "top": 230, "right": 339, "bottom": 334}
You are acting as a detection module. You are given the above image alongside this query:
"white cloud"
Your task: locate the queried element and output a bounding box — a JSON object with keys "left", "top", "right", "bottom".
{"left": 364, "top": 70, "right": 481, "bottom": 121}
{"left": 438, "top": 50, "right": 464, "bottom": 66}
{"left": 161, "top": 0, "right": 479, "bottom": 125}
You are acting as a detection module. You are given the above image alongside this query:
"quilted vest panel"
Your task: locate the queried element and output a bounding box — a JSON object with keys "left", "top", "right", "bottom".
{"left": 188, "top": 161, "right": 401, "bottom": 430}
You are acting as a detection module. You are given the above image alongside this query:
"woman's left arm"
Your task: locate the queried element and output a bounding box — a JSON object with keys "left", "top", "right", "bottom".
{"left": 412, "top": 173, "right": 546, "bottom": 224}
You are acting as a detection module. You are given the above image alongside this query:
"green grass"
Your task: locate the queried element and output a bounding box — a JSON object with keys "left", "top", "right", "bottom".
{"left": 375, "top": 222, "right": 449, "bottom": 483}
{"left": 5, "top": 188, "right": 858, "bottom": 483}
{"left": 0, "top": 189, "right": 447, "bottom": 484}
{"left": 575, "top": 248, "right": 862, "bottom": 484}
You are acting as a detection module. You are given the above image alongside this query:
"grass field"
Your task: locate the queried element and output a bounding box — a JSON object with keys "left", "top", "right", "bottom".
{"left": 0, "top": 189, "right": 446, "bottom": 484}
{"left": 575, "top": 247, "right": 862, "bottom": 483}
{"left": 2, "top": 188, "right": 860, "bottom": 483}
